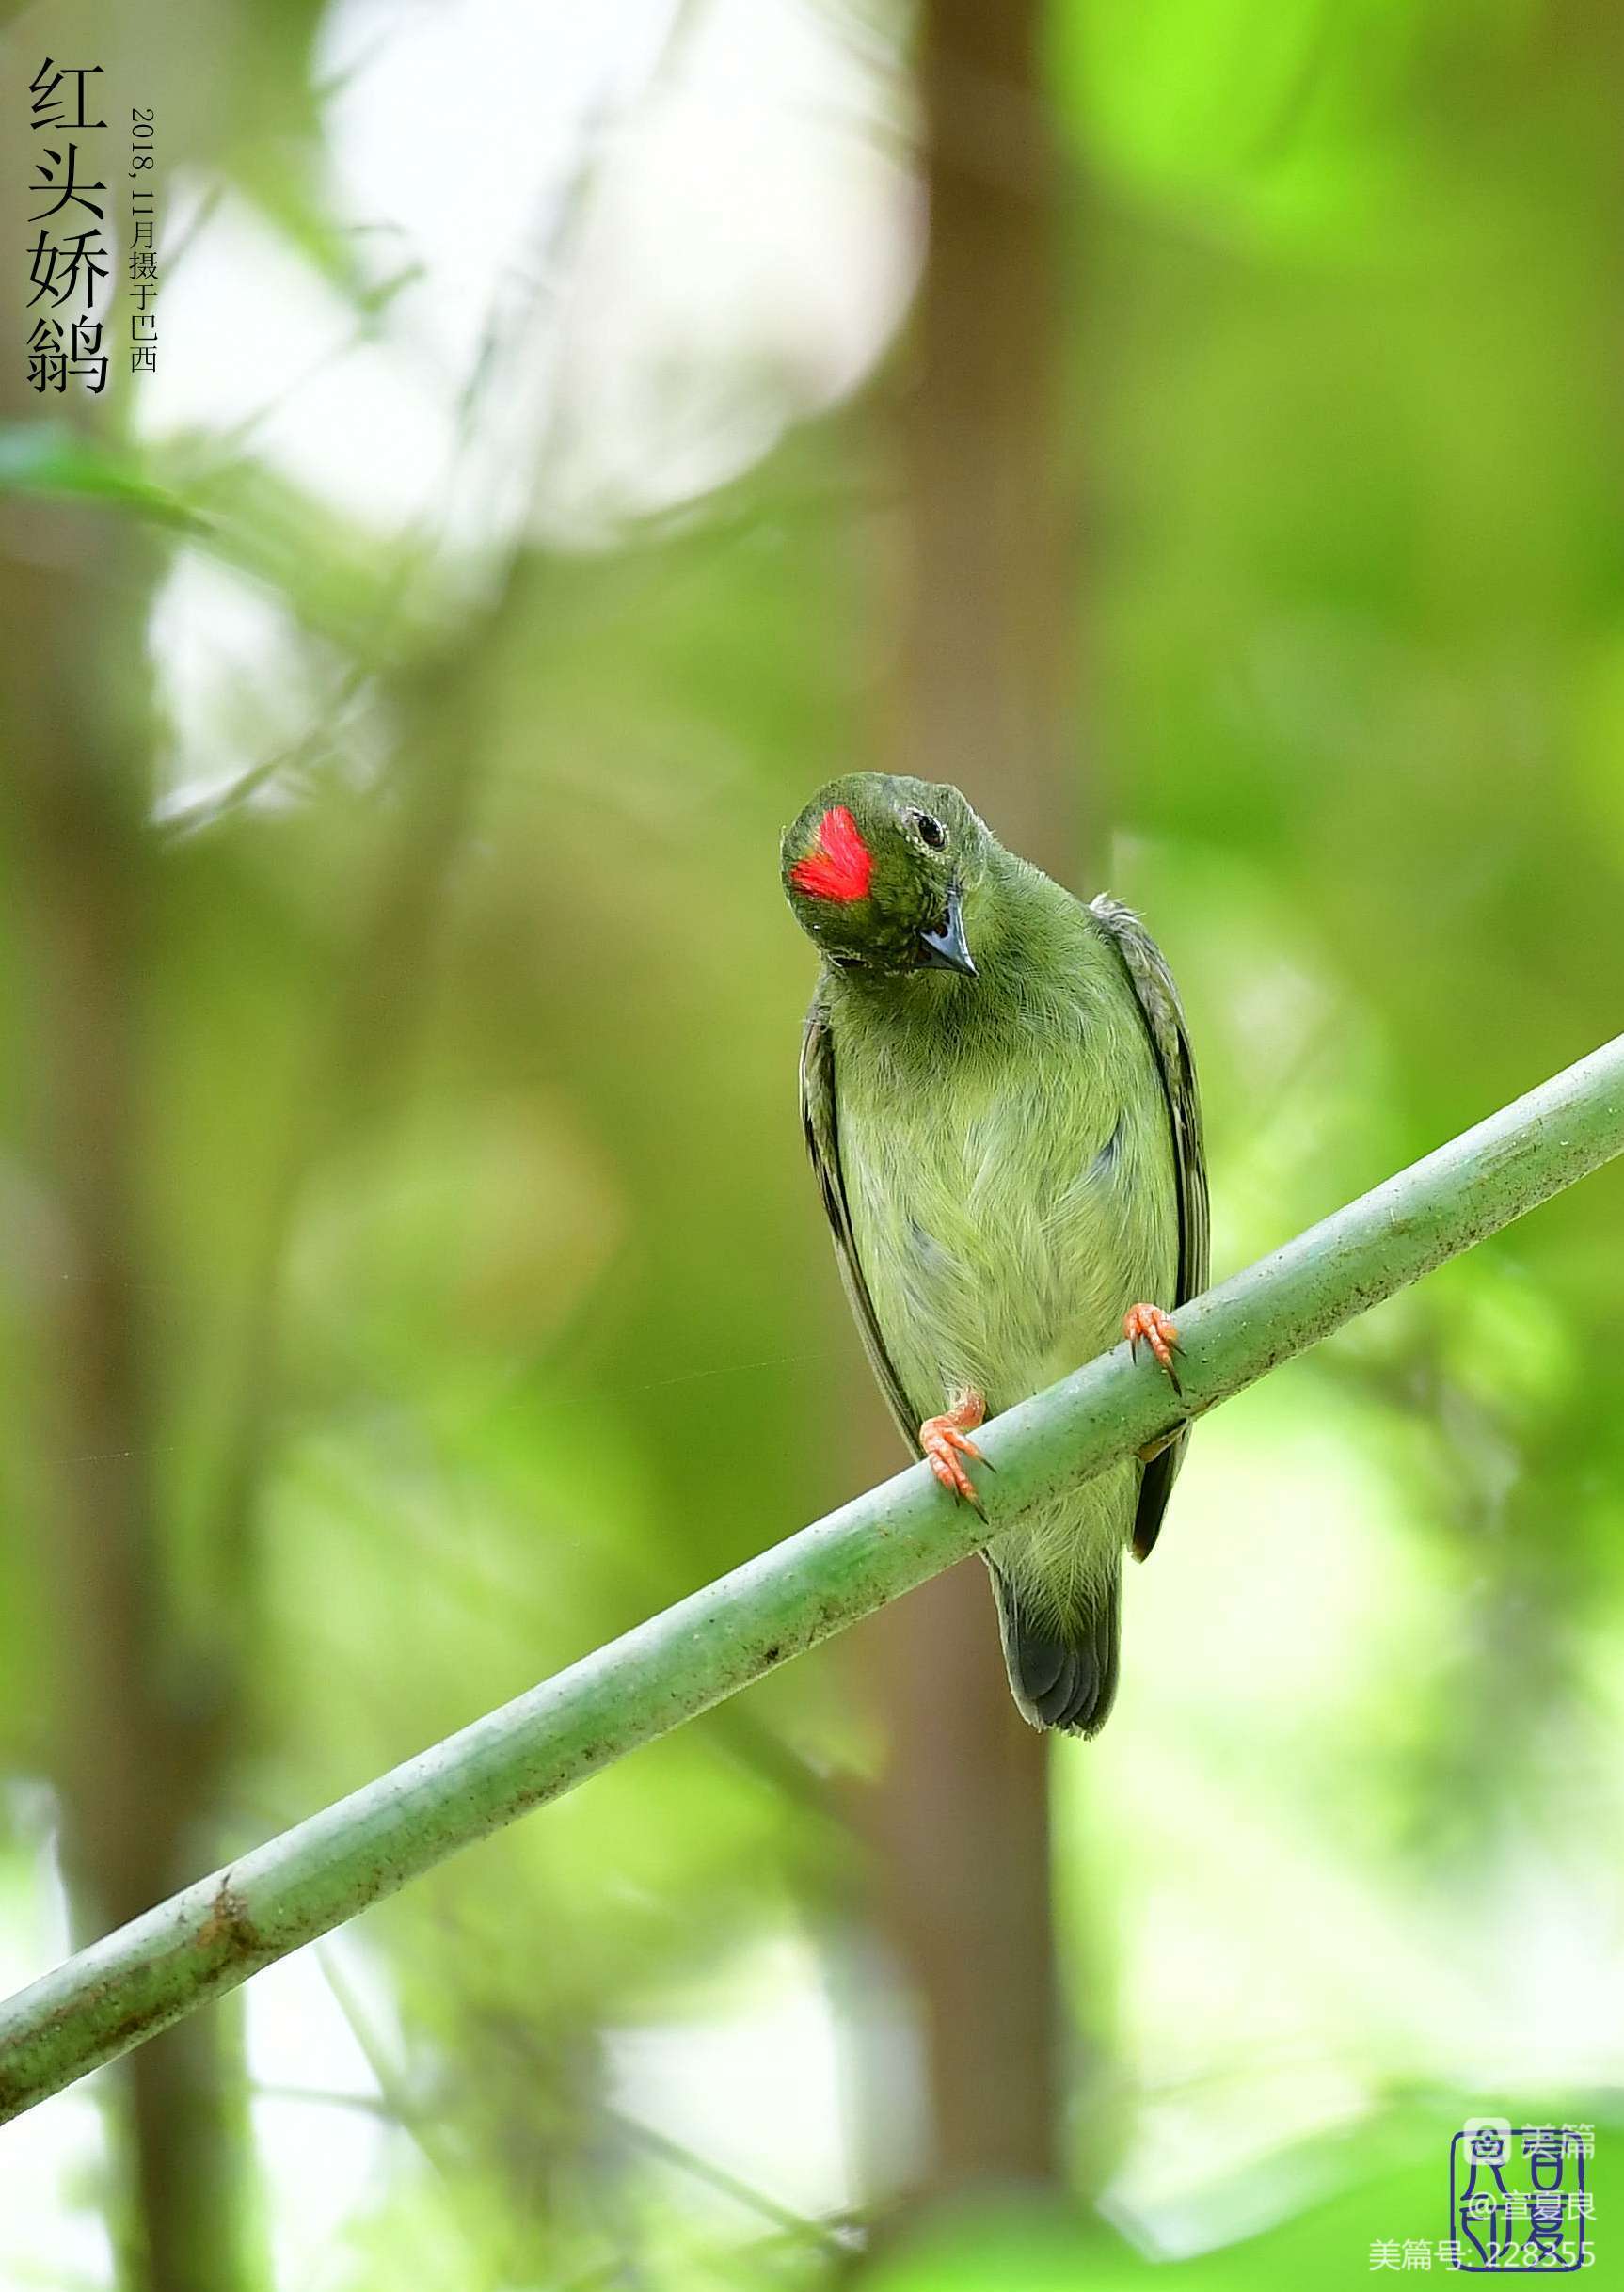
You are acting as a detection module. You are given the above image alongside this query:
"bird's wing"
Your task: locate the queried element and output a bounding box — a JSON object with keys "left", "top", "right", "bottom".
{"left": 1090, "top": 895, "right": 1210, "bottom": 1560}
{"left": 800, "top": 990, "right": 921, "bottom": 1455}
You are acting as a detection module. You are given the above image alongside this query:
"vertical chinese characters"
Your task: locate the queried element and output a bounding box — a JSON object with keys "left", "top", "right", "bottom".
{"left": 129, "top": 107, "right": 157, "bottom": 374}
{"left": 24, "top": 57, "right": 108, "bottom": 396}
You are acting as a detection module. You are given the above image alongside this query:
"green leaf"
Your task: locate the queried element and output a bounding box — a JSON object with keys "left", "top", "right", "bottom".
{"left": 0, "top": 421, "right": 200, "bottom": 529}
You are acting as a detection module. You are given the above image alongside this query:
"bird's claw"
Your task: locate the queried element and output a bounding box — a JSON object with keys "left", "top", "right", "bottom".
{"left": 920, "top": 1393, "right": 989, "bottom": 1516}
{"left": 1123, "top": 1302, "right": 1183, "bottom": 1396}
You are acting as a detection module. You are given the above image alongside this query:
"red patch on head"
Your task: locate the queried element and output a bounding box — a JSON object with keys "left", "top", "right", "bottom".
{"left": 790, "top": 805, "right": 872, "bottom": 902}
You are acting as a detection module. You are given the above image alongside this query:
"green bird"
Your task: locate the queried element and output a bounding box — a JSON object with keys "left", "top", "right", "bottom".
{"left": 781, "top": 773, "right": 1207, "bottom": 1736}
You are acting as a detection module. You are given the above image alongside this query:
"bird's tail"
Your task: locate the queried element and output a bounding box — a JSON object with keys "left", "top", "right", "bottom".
{"left": 988, "top": 1557, "right": 1121, "bottom": 1738}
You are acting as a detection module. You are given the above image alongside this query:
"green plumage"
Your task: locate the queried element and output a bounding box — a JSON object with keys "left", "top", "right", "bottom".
{"left": 784, "top": 773, "right": 1207, "bottom": 1736}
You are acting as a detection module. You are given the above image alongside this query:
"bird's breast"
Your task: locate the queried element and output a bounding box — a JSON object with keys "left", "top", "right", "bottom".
{"left": 839, "top": 1042, "right": 1172, "bottom": 1417}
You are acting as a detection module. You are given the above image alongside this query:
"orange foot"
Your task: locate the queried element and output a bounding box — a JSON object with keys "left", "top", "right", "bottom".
{"left": 1123, "top": 1301, "right": 1182, "bottom": 1393}
{"left": 920, "top": 1390, "right": 989, "bottom": 1509}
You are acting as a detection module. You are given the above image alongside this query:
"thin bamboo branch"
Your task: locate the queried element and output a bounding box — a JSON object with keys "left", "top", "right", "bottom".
{"left": 3, "top": 1033, "right": 1623, "bottom": 2124}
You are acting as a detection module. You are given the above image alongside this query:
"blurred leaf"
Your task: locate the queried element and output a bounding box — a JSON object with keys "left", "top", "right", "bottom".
{"left": 0, "top": 421, "right": 199, "bottom": 527}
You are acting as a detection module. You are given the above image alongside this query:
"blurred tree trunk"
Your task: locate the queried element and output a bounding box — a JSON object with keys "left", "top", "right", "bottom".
{"left": 888, "top": 0, "right": 1077, "bottom": 862}
{"left": 0, "top": 491, "right": 254, "bottom": 2287}
{"left": 861, "top": 0, "right": 1084, "bottom": 2206}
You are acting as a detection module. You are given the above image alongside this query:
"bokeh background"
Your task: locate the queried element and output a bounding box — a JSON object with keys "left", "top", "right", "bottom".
{"left": 3, "top": 0, "right": 1623, "bottom": 2285}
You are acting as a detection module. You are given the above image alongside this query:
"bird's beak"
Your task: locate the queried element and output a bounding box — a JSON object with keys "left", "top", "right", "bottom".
{"left": 918, "top": 884, "right": 976, "bottom": 977}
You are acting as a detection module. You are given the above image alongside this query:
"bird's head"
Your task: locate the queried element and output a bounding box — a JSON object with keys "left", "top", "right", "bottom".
{"left": 780, "top": 774, "right": 989, "bottom": 979}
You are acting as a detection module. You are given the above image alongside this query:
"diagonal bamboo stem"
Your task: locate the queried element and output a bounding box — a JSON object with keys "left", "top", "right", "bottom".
{"left": 3, "top": 1033, "right": 1623, "bottom": 2125}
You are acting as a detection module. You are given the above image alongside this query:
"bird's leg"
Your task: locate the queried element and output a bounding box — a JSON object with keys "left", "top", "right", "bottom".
{"left": 1123, "top": 1301, "right": 1183, "bottom": 1396}
{"left": 920, "top": 1389, "right": 988, "bottom": 1509}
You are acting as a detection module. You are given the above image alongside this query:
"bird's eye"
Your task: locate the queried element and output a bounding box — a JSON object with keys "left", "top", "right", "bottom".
{"left": 910, "top": 810, "right": 947, "bottom": 851}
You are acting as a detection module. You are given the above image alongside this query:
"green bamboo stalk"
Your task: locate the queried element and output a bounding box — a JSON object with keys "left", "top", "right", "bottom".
{"left": 3, "top": 1033, "right": 1623, "bottom": 2124}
